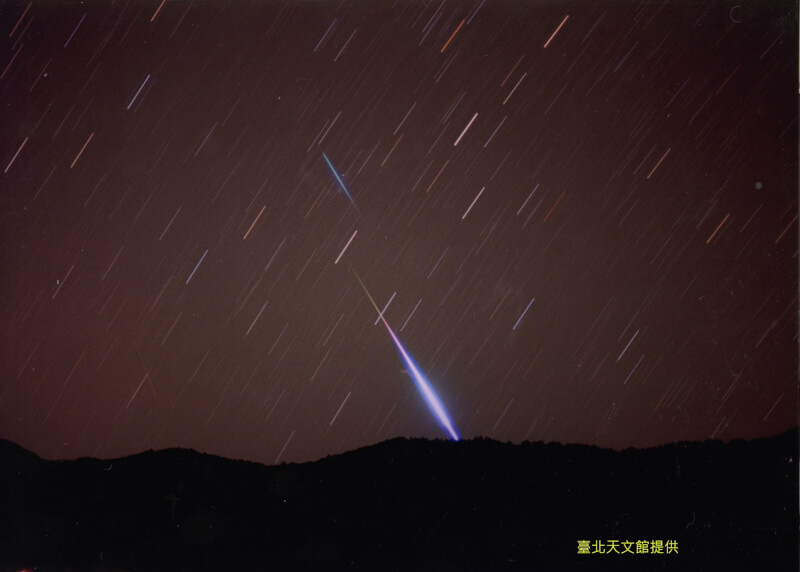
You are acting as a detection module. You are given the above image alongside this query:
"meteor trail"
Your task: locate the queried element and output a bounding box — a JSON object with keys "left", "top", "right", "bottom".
{"left": 322, "top": 152, "right": 360, "bottom": 213}
{"left": 352, "top": 268, "right": 460, "bottom": 441}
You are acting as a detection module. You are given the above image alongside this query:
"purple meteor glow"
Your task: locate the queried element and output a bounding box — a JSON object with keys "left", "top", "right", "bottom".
{"left": 352, "top": 269, "right": 460, "bottom": 441}
{"left": 382, "top": 320, "right": 461, "bottom": 441}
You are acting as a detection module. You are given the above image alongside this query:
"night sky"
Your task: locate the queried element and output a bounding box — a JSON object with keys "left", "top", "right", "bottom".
{"left": 1, "top": 0, "right": 797, "bottom": 465}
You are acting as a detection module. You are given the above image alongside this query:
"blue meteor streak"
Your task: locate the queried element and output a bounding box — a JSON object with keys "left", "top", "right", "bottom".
{"left": 383, "top": 323, "right": 461, "bottom": 441}
{"left": 352, "top": 269, "right": 460, "bottom": 441}
{"left": 322, "top": 152, "right": 360, "bottom": 213}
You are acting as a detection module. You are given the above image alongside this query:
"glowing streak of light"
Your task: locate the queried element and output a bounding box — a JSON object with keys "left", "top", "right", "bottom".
{"left": 128, "top": 74, "right": 150, "bottom": 110}
{"left": 335, "top": 229, "right": 358, "bottom": 264}
{"left": 352, "top": 269, "right": 460, "bottom": 441}
{"left": 503, "top": 72, "right": 526, "bottom": 105}
{"left": 440, "top": 18, "right": 465, "bottom": 53}
{"left": 275, "top": 430, "right": 295, "bottom": 464}
{"left": 646, "top": 147, "right": 671, "bottom": 180}
{"left": 383, "top": 321, "right": 461, "bottom": 441}
{"left": 543, "top": 14, "right": 569, "bottom": 48}
{"left": 151, "top": 0, "right": 166, "bottom": 22}
{"left": 774, "top": 213, "right": 797, "bottom": 245}
{"left": 186, "top": 249, "right": 208, "bottom": 284}
{"left": 70, "top": 132, "right": 94, "bottom": 168}
{"left": 322, "top": 152, "right": 360, "bottom": 212}
{"left": 706, "top": 213, "right": 730, "bottom": 244}
{"left": 4, "top": 136, "right": 28, "bottom": 173}
{"left": 512, "top": 297, "right": 535, "bottom": 330}
{"left": 375, "top": 291, "right": 396, "bottom": 325}
{"left": 64, "top": 12, "right": 86, "bottom": 48}
{"left": 453, "top": 112, "right": 478, "bottom": 146}
{"left": 462, "top": 187, "right": 484, "bottom": 220}
{"left": 330, "top": 391, "right": 351, "bottom": 426}
{"left": 243, "top": 205, "right": 266, "bottom": 240}
{"left": 9, "top": 2, "right": 32, "bottom": 39}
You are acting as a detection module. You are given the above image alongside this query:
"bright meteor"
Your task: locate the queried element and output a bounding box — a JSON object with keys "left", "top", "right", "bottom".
{"left": 352, "top": 268, "right": 460, "bottom": 441}
{"left": 322, "top": 152, "right": 360, "bottom": 213}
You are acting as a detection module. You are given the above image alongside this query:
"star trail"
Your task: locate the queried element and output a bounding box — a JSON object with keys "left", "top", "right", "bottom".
{"left": 0, "top": 0, "right": 796, "bottom": 465}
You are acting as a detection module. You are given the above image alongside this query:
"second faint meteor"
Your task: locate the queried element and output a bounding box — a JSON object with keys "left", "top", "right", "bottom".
{"left": 322, "top": 152, "right": 360, "bottom": 214}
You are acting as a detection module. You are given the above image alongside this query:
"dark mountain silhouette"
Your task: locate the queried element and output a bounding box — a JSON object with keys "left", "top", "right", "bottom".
{"left": 1, "top": 431, "right": 797, "bottom": 571}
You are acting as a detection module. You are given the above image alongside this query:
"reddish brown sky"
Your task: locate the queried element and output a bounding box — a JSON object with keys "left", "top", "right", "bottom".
{"left": 1, "top": 0, "right": 797, "bottom": 464}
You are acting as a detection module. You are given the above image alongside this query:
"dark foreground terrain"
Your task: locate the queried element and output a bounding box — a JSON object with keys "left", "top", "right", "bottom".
{"left": 1, "top": 431, "right": 797, "bottom": 571}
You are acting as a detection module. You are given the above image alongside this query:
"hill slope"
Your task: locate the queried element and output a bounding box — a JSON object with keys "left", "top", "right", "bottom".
{"left": 1, "top": 431, "right": 797, "bottom": 571}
